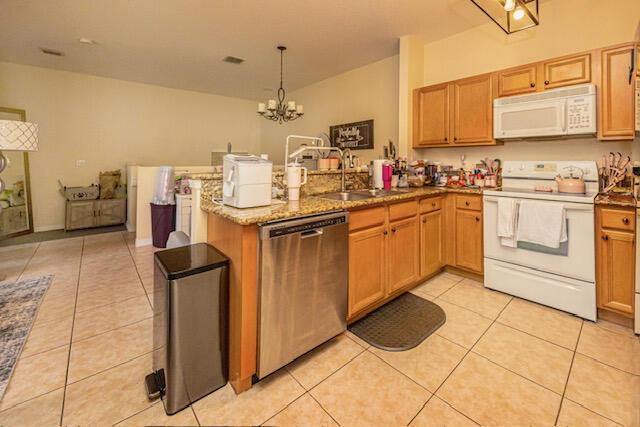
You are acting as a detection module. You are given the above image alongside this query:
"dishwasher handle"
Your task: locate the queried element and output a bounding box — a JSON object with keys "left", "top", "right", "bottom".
{"left": 300, "top": 229, "right": 324, "bottom": 239}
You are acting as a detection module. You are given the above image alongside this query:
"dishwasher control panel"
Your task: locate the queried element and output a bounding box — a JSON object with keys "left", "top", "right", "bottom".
{"left": 268, "top": 215, "right": 347, "bottom": 238}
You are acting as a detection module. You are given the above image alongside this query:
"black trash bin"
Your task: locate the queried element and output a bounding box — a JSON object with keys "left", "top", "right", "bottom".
{"left": 147, "top": 243, "right": 229, "bottom": 415}
{"left": 150, "top": 203, "right": 175, "bottom": 248}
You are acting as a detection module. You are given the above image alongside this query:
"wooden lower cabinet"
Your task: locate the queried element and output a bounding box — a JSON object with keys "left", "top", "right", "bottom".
{"left": 596, "top": 206, "right": 636, "bottom": 317}
{"left": 387, "top": 216, "right": 419, "bottom": 295}
{"left": 455, "top": 209, "right": 483, "bottom": 273}
{"left": 348, "top": 225, "right": 387, "bottom": 317}
{"left": 420, "top": 210, "right": 443, "bottom": 277}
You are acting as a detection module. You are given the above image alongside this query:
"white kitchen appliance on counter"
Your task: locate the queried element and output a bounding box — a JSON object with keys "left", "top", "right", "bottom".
{"left": 222, "top": 154, "right": 272, "bottom": 208}
{"left": 483, "top": 161, "right": 599, "bottom": 321}
{"left": 494, "top": 84, "right": 596, "bottom": 140}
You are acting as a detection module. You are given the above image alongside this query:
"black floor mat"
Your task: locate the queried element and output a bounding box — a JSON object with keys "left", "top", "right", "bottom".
{"left": 348, "top": 293, "right": 446, "bottom": 351}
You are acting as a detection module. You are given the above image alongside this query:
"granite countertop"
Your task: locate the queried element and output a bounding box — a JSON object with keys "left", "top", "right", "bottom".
{"left": 201, "top": 186, "right": 486, "bottom": 225}
{"left": 594, "top": 192, "right": 637, "bottom": 208}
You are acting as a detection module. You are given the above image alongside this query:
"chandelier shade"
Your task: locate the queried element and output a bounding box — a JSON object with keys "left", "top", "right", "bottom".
{"left": 470, "top": 0, "right": 539, "bottom": 34}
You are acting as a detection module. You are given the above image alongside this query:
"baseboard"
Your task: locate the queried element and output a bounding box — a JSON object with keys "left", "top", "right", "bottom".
{"left": 135, "top": 238, "right": 152, "bottom": 247}
{"left": 34, "top": 225, "right": 64, "bottom": 233}
{"left": 126, "top": 222, "right": 136, "bottom": 232}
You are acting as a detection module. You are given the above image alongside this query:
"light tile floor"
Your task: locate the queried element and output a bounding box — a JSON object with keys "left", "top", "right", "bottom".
{"left": 0, "top": 231, "right": 639, "bottom": 426}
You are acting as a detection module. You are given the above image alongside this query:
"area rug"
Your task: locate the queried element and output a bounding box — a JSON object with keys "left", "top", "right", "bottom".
{"left": 0, "top": 275, "right": 53, "bottom": 400}
{"left": 348, "top": 292, "right": 446, "bottom": 351}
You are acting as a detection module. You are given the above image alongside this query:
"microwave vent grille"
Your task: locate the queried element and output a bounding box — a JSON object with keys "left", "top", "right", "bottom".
{"left": 494, "top": 84, "right": 595, "bottom": 106}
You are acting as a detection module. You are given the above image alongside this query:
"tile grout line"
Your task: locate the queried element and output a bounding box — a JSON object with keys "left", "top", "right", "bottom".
{"left": 70, "top": 315, "right": 152, "bottom": 346}
{"left": 554, "top": 321, "right": 581, "bottom": 426}
{"left": 284, "top": 356, "right": 347, "bottom": 427}
{"left": 15, "top": 242, "right": 40, "bottom": 283}
{"left": 408, "top": 295, "right": 516, "bottom": 426}
{"left": 122, "top": 231, "right": 154, "bottom": 310}
{"left": 58, "top": 237, "right": 85, "bottom": 426}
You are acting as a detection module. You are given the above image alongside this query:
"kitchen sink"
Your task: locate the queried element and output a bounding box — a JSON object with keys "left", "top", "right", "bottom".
{"left": 318, "top": 188, "right": 416, "bottom": 201}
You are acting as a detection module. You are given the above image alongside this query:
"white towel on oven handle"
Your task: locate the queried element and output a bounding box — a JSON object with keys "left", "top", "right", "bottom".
{"left": 497, "top": 198, "right": 518, "bottom": 248}
{"left": 516, "top": 200, "right": 567, "bottom": 249}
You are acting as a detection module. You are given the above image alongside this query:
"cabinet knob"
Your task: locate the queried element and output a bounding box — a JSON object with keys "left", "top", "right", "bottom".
{"left": 530, "top": 82, "right": 535, "bottom": 88}
{"left": 431, "top": 202, "right": 436, "bottom": 207}
{"left": 465, "top": 201, "right": 470, "bottom": 206}
{"left": 383, "top": 230, "right": 388, "bottom": 236}
{"left": 391, "top": 228, "right": 397, "bottom": 233}
{"left": 622, "top": 217, "right": 630, "bottom": 225}
{"left": 475, "top": 217, "right": 480, "bottom": 222}
{"left": 422, "top": 218, "right": 427, "bottom": 223}
{"left": 544, "top": 80, "right": 550, "bottom": 85}
{"left": 454, "top": 137, "right": 457, "bottom": 141}
{"left": 602, "top": 235, "right": 609, "bottom": 241}
{"left": 444, "top": 137, "right": 448, "bottom": 142}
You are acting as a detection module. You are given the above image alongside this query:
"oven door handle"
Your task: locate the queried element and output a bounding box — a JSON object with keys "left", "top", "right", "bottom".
{"left": 483, "top": 196, "right": 593, "bottom": 212}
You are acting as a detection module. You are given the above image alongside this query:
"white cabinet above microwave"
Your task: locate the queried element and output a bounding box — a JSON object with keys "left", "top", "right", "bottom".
{"left": 494, "top": 84, "right": 596, "bottom": 140}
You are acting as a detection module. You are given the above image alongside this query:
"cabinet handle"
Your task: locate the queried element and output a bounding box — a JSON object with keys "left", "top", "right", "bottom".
{"left": 465, "top": 201, "right": 470, "bottom": 206}
{"left": 622, "top": 217, "right": 630, "bottom": 225}
{"left": 530, "top": 82, "right": 535, "bottom": 88}
{"left": 602, "top": 235, "right": 609, "bottom": 241}
{"left": 544, "top": 80, "right": 550, "bottom": 85}
{"left": 475, "top": 217, "right": 480, "bottom": 222}
{"left": 629, "top": 47, "right": 635, "bottom": 84}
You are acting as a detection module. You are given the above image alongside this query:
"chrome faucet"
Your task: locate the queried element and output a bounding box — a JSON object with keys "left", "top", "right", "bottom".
{"left": 340, "top": 148, "right": 352, "bottom": 193}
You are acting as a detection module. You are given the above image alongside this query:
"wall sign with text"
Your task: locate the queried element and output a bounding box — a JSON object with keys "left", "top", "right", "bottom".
{"left": 329, "top": 119, "right": 373, "bottom": 150}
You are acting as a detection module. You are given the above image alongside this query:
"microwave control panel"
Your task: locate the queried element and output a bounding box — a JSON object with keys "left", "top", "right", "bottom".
{"left": 567, "top": 97, "right": 596, "bottom": 133}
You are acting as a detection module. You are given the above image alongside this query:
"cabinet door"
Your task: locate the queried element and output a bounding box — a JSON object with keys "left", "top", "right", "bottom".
{"left": 597, "top": 229, "right": 635, "bottom": 316}
{"left": 420, "top": 210, "right": 443, "bottom": 277}
{"left": 497, "top": 65, "right": 537, "bottom": 97}
{"left": 543, "top": 53, "right": 591, "bottom": 89}
{"left": 413, "top": 84, "right": 450, "bottom": 147}
{"left": 452, "top": 74, "right": 493, "bottom": 144}
{"left": 348, "top": 225, "right": 387, "bottom": 317}
{"left": 599, "top": 45, "right": 636, "bottom": 139}
{"left": 455, "top": 209, "right": 483, "bottom": 273}
{"left": 97, "top": 199, "right": 126, "bottom": 226}
{"left": 387, "top": 216, "right": 419, "bottom": 295}
{"left": 66, "top": 201, "right": 96, "bottom": 230}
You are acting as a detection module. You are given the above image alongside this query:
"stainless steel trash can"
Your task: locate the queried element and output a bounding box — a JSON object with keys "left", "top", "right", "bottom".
{"left": 147, "top": 243, "right": 229, "bottom": 415}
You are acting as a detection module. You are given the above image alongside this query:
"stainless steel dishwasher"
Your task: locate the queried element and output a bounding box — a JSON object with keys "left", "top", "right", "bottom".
{"left": 257, "top": 211, "right": 348, "bottom": 378}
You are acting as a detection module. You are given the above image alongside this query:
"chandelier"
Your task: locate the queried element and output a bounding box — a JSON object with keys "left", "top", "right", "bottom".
{"left": 469, "top": 0, "right": 539, "bottom": 34}
{"left": 257, "top": 46, "right": 304, "bottom": 124}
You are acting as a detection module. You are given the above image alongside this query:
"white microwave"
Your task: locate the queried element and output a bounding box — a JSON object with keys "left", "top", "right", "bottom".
{"left": 494, "top": 84, "right": 596, "bottom": 139}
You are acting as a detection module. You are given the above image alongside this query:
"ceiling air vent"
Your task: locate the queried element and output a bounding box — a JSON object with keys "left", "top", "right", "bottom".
{"left": 40, "top": 47, "right": 64, "bottom": 57}
{"left": 223, "top": 56, "right": 244, "bottom": 64}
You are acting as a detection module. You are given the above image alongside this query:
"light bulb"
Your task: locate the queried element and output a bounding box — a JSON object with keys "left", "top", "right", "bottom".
{"left": 503, "top": 0, "right": 515, "bottom": 12}
{"left": 513, "top": 7, "right": 525, "bottom": 20}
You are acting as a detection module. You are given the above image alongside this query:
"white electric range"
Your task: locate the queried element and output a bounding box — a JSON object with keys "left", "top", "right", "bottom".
{"left": 483, "top": 161, "right": 599, "bottom": 321}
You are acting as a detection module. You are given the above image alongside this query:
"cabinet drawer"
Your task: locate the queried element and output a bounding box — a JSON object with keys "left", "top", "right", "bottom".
{"left": 389, "top": 200, "right": 418, "bottom": 222}
{"left": 420, "top": 196, "right": 442, "bottom": 213}
{"left": 455, "top": 194, "right": 481, "bottom": 211}
{"left": 349, "top": 206, "right": 386, "bottom": 232}
{"left": 600, "top": 208, "right": 635, "bottom": 232}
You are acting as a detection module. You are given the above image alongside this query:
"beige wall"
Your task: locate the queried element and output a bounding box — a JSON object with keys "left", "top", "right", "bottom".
{"left": 260, "top": 55, "right": 399, "bottom": 165}
{"left": 0, "top": 62, "right": 262, "bottom": 231}
{"left": 406, "top": 0, "right": 640, "bottom": 165}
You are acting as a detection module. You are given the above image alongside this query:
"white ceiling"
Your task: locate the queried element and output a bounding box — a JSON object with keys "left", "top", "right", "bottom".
{"left": 0, "top": 0, "right": 489, "bottom": 100}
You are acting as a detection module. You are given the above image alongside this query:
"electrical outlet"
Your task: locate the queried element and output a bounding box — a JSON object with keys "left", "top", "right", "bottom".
{"left": 76, "top": 160, "right": 86, "bottom": 167}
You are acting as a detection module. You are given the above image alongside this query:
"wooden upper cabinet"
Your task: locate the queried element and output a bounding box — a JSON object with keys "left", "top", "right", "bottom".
{"left": 543, "top": 53, "right": 591, "bottom": 89}
{"left": 497, "top": 65, "right": 537, "bottom": 97}
{"left": 348, "top": 225, "right": 387, "bottom": 318}
{"left": 599, "top": 44, "right": 636, "bottom": 140}
{"left": 413, "top": 84, "right": 450, "bottom": 147}
{"left": 452, "top": 74, "right": 493, "bottom": 144}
